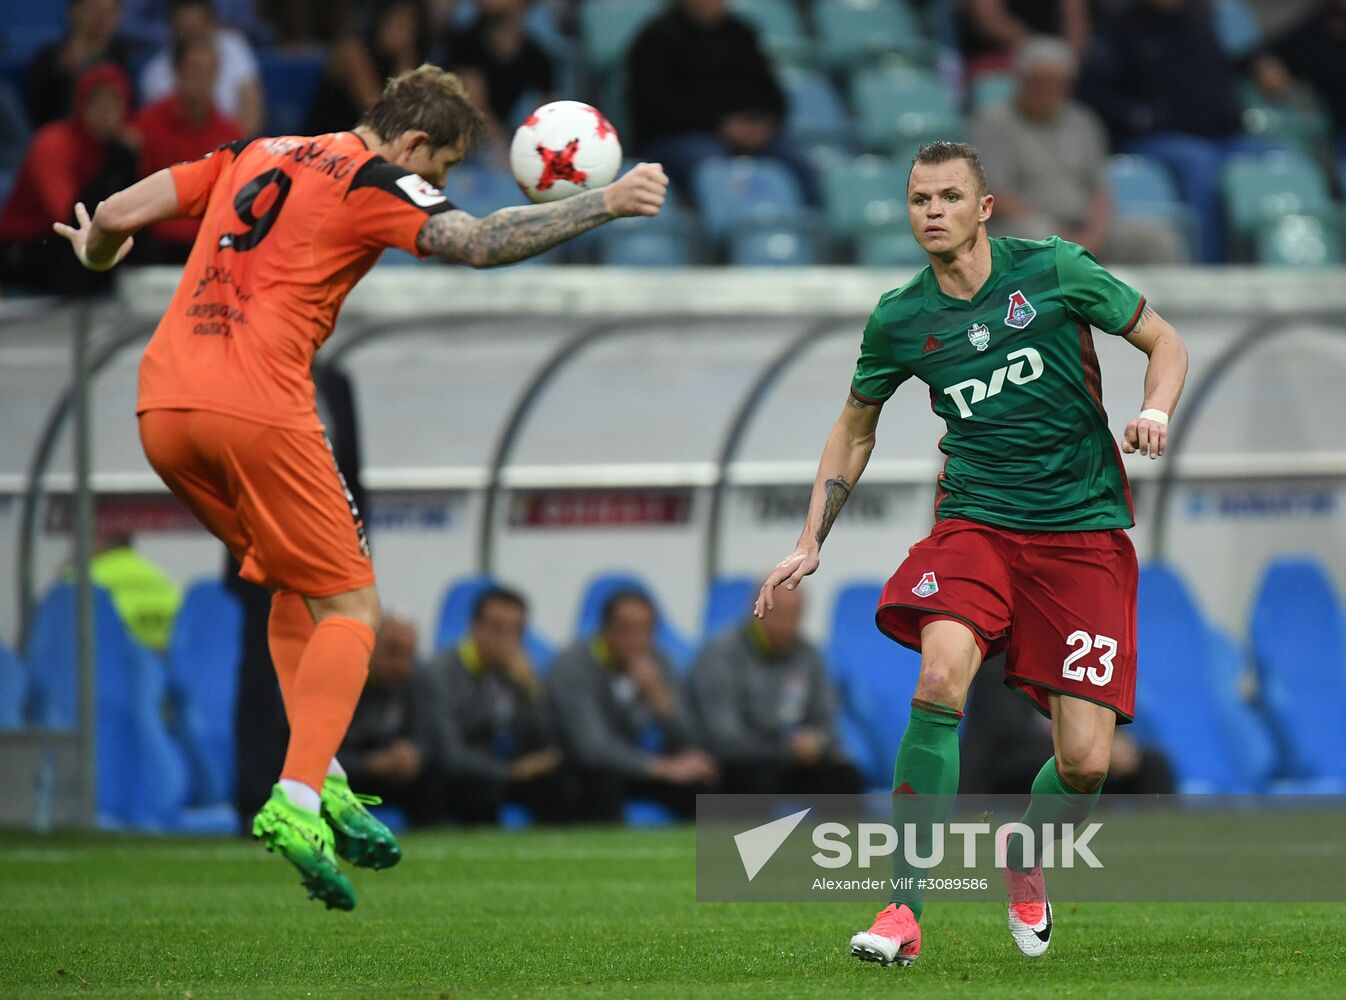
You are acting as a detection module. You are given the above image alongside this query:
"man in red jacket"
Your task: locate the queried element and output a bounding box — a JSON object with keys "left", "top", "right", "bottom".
{"left": 0, "top": 63, "right": 137, "bottom": 293}
{"left": 133, "top": 38, "right": 244, "bottom": 262}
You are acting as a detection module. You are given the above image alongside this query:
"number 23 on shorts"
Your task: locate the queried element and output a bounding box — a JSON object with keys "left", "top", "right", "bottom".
{"left": 1062, "top": 631, "right": 1117, "bottom": 687}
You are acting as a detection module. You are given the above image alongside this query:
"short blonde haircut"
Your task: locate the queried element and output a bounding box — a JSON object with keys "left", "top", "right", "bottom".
{"left": 359, "top": 64, "right": 487, "bottom": 152}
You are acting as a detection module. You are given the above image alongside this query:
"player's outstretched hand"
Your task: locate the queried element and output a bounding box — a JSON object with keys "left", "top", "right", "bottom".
{"left": 52, "top": 202, "right": 133, "bottom": 271}
{"left": 755, "top": 548, "right": 820, "bottom": 618}
{"left": 1122, "top": 413, "right": 1168, "bottom": 459}
{"left": 603, "top": 162, "right": 668, "bottom": 218}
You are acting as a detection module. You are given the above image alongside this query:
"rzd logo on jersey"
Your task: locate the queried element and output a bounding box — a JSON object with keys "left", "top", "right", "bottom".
{"left": 942, "top": 347, "right": 1045, "bottom": 418}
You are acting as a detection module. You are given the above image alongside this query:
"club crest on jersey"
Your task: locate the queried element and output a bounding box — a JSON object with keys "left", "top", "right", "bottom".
{"left": 912, "top": 572, "right": 939, "bottom": 599}
{"left": 967, "top": 322, "right": 991, "bottom": 352}
{"left": 1005, "top": 289, "right": 1037, "bottom": 329}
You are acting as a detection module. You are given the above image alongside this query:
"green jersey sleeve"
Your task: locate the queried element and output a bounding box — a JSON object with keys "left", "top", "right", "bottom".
{"left": 1054, "top": 238, "right": 1146, "bottom": 336}
{"left": 850, "top": 305, "right": 910, "bottom": 404}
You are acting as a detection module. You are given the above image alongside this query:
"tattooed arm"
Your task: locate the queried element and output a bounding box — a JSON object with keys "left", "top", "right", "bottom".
{"left": 1122, "top": 304, "right": 1188, "bottom": 458}
{"left": 417, "top": 162, "right": 668, "bottom": 267}
{"left": 755, "top": 393, "right": 884, "bottom": 615}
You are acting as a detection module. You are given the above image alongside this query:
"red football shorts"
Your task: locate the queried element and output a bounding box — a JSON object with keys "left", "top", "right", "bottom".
{"left": 875, "top": 517, "right": 1138, "bottom": 722}
{"left": 139, "top": 409, "right": 375, "bottom": 597}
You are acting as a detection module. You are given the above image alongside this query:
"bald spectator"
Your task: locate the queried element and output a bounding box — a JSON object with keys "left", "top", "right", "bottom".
{"left": 547, "top": 590, "right": 718, "bottom": 822}
{"left": 959, "top": 0, "right": 1091, "bottom": 78}
{"left": 971, "top": 36, "right": 1187, "bottom": 264}
{"left": 26, "top": 0, "right": 134, "bottom": 128}
{"left": 139, "top": 0, "right": 263, "bottom": 136}
{"left": 687, "top": 585, "right": 863, "bottom": 795}
{"left": 338, "top": 615, "right": 445, "bottom": 827}
{"left": 133, "top": 37, "right": 243, "bottom": 263}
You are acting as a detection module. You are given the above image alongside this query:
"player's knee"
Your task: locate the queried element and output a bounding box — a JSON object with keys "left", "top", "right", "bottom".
{"left": 1056, "top": 750, "right": 1109, "bottom": 793}
{"left": 308, "top": 587, "right": 382, "bottom": 633}
{"left": 913, "top": 654, "right": 973, "bottom": 708}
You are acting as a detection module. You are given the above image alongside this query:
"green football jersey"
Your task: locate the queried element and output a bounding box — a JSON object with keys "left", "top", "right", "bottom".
{"left": 851, "top": 237, "right": 1145, "bottom": 532}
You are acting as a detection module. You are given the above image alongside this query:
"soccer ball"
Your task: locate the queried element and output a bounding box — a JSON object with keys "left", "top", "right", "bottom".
{"left": 510, "top": 101, "right": 622, "bottom": 203}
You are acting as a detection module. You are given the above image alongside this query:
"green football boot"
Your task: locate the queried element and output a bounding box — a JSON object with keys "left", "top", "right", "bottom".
{"left": 321, "top": 774, "right": 403, "bottom": 871}
{"left": 252, "top": 784, "right": 356, "bottom": 911}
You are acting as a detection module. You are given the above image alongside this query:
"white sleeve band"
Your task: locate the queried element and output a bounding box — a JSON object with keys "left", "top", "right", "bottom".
{"left": 1138, "top": 408, "right": 1169, "bottom": 426}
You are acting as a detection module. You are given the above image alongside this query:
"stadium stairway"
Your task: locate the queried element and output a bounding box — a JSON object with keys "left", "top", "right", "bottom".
{"left": 1250, "top": 558, "right": 1346, "bottom": 791}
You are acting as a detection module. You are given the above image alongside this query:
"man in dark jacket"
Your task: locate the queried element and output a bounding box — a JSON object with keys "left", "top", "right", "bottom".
{"left": 547, "top": 589, "right": 718, "bottom": 821}
{"left": 687, "top": 585, "right": 863, "bottom": 795}
{"left": 426, "top": 586, "right": 576, "bottom": 825}
{"left": 626, "top": 0, "right": 817, "bottom": 204}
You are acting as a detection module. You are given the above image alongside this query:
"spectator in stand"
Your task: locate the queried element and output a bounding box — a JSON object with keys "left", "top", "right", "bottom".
{"left": 139, "top": 0, "right": 263, "bottom": 136}
{"left": 304, "top": 0, "right": 432, "bottom": 137}
{"left": 0, "top": 64, "right": 138, "bottom": 295}
{"left": 259, "top": 0, "right": 356, "bottom": 46}
{"left": 337, "top": 614, "right": 446, "bottom": 826}
{"left": 1260, "top": 0, "right": 1346, "bottom": 156}
{"left": 971, "top": 36, "right": 1187, "bottom": 264}
{"left": 626, "top": 0, "right": 818, "bottom": 205}
{"left": 26, "top": 0, "right": 135, "bottom": 128}
{"left": 959, "top": 0, "right": 1091, "bottom": 78}
{"left": 426, "top": 586, "right": 576, "bottom": 825}
{"left": 687, "top": 584, "right": 864, "bottom": 795}
{"left": 547, "top": 589, "right": 718, "bottom": 822}
{"left": 961, "top": 651, "right": 1176, "bottom": 796}
{"left": 133, "top": 37, "right": 243, "bottom": 263}
{"left": 1080, "top": 0, "right": 1277, "bottom": 263}
{"left": 446, "top": 0, "right": 556, "bottom": 144}
{"left": 88, "top": 529, "right": 182, "bottom": 652}
{"left": 120, "top": 0, "right": 260, "bottom": 50}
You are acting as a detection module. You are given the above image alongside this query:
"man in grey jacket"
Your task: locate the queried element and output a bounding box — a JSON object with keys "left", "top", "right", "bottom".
{"left": 426, "top": 586, "right": 576, "bottom": 824}
{"left": 687, "top": 585, "right": 863, "bottom": 795}
{"left": 547, "top": 589, "right": 719, "bottom": 821}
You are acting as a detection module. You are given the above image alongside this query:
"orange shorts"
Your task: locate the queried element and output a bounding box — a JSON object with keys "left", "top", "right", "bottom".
{"left": 139, "top": 409, "right": 375, "bottom": 597}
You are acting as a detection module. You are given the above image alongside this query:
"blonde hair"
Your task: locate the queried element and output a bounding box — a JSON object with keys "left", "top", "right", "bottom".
{"left": 359, "top": 64, "right": 487, "bottom": 151}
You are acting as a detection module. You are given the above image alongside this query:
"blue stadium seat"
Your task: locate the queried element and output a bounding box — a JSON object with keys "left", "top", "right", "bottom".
{"left": 1255, "top": 214, "right": 1341, "bottom": 267}
{"left": 0, "top": 642, "right": 26, "bottom": 730}
{"left": 969, "top": 72, "right": 1016, "bottom": 112}
{"left": 24, "top": 583, "right": 190, "bottom": 828}
{"left": 816, "top": 0, "right": 925, "bottom": 69}
{"left": 1136, "top": 564, "right": 1263, "bottom": 792}
{"left": 729, "top": 220, "right": 819, "bottom": 266}
{"left": 780, "top": 68, "right": 852, "bottom": 151}
{"left": 730, "top": 0, "right": 811, "bottom": 66}
{"left": 434, "top": 574, "right": 554, "bottom": 671}
{"left": 598, "top": 213, "right": 696, "bottom": 267}
{"left": 257, "top": 51, "right": 326, "bottom": 136}
{"left": 850, "top": 66, "right": 961, "bottom": 154}
{"left": 1107, "top": 154, "right": 1199, "bottom": 258}
{"left": 0, "top": 79, "right": 30, "bottom": 173}
{"left": 167, "top": 580, "right": 243, "bottom": 807}
{"left": 856, "top": 219, "right": 928, "bottom": 268}
{"left": 574, "top": 572, "right": 693, "bottom": 671}
{"left": 701, "top": 576, "right": 757, "bottom": 641}
{"left": 0, "top": 0, "right": 65, "bottom": 61}
{"left": 1222, "top": 151, "right": 1333, "bottom": 257}
{"left": 692, "top": 157, "right": 806, "bottom": 243}
{"left": 827, "top": 581, "right": 916, "bottom": 789}
{"left": 820, "top": 155, "right": 907, "bottom": 248}
{"left": 443, "top": 164, "right": 527, "bottom": 217}
{"left": 1250, "top": 558, "right": 1346, "bottom": 784}
{"left": 1204, "top": 627, "right": 1277, "bottom": 791}
{"left": 1213, "top": 0, "right": 1261, "bottom": 58}
{"left": 580, "top": 0, "right": 662, "bottom": 73}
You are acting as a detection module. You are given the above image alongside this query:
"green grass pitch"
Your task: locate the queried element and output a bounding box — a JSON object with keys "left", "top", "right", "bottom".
{"left": 2, "top": 826, "right": 1344, "bottom": 998}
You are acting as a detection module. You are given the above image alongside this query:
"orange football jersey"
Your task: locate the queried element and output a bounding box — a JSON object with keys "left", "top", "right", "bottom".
{"left": 137, "top": 132, "right": 456, "bottom": 430}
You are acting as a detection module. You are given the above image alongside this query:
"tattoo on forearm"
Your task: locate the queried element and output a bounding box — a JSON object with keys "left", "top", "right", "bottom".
{"left": 815, "top": 474, "right": 851, "bottom": 545}
{"left": 846, "top": 394, "right": 874, "bottom": 409}
{"left": 1138, "top": 304, "right": 1155, "bottom": 326}
{"left": 418, "top": 191, "right": 610, "bottom": 266}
